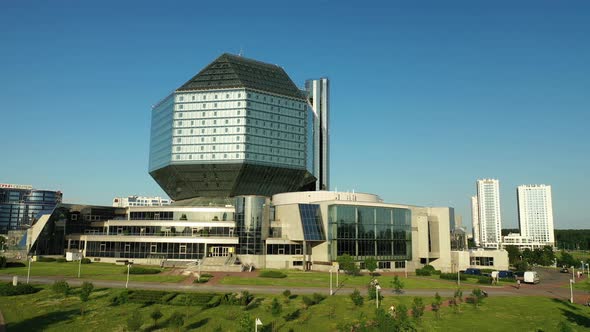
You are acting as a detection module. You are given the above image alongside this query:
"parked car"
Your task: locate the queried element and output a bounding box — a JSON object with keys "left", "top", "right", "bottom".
{"left": 560, "top": 267, "right": 569, "bottom": 273}
{"left": 498, "top": 270, "right": 514, "bottom": 279}
{"left": 514, "top": 271, "right": 525, "bottom": 280}
{"left": 463, "top": 268, "right": 482, "bottom": 276}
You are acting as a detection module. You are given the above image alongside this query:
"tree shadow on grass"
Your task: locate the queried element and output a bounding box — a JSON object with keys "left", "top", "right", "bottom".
{"left": 7, "top": 309, "right": 79, "bottom": 332}
{"left": 551, "top": 298, "right": 590, "bottom": 328}
{"left": 185, "top": 318, "right": 209, "bottom": 329}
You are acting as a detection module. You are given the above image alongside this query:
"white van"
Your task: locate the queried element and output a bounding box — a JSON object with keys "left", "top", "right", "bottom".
{"left": 524, "top": 271, "right": 540, "bottom": 284}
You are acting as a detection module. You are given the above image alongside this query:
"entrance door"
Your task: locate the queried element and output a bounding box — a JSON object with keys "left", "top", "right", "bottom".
{"left": 212, "top": 247, "right": 221, "bottom": 257}
{"left": 222, "top": 247, "right": 230, "bottom": 256}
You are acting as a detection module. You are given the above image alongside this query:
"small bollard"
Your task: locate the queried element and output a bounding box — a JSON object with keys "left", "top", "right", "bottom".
{"left": 12, "top": 276, "right": 18, "bottom": 286}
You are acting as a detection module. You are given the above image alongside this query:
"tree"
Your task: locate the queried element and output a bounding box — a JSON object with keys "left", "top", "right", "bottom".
{"left": 364, "top": 257, "right": 377, "bottom": 276}
{"left": 452, "top": 288, "right": 463, "bottom": 313}
{"left": 411, "top": 297, "right": 425, "bottom": 321}
{"left": 367, "top": 282, "right": 383, "bottom": 301}
{"left": 504, "top": 245, "right": 520, "bottom": 265}
{"left": 127, "top": 310, "right": 142, "bottom": 332}
{"left": 269, "top": 297, "right": 282, "bottom": 317}
{"left": 558, "top": 250, "right": 577, "bottom": 268}
{"left": 238, "top": 313, "right": 254, "bottom": 332}
{"left": 431, "top": 292, "right": 442, "bottom": 319}
{"left": 51, "top": 280, "right": 70, "bottom": 298}
{"left": 170, "top": 311, "right": 185, "bottom": 332}
{"left": 350, "top": 288, "right": 364, "bottom": 306}
{"left": 337, "top": 254, "right": 359, "bottom": 275}
{"left": 470, "top": 288, "right": 486, "bottom": 308}
{"left": 391, "top": 275, "right": 405, "bottom": 294}
{"left": 79, "top": 281, "right": 94, "bottom": 302}
{"left": 150, "top": 307, "right": 163, "bottom": 327}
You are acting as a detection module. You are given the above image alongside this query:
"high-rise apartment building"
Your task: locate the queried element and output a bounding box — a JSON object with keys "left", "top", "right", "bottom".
{"left": 517, "top": 184, "right": 554, "bottom": 246}
{"left": 305, "top": 78, "right": 330, "bottom": 191}
{"left": 148, "top": 53, "right": 317, "bottom": 201}
{"left": 470, "top": 195, "right": 480, "bottom": 247}
{"left": 475, "top": 179, "right": 502, "bottom": 249}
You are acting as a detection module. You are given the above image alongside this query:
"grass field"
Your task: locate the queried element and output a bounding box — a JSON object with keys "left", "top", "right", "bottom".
{"left": 0, "top": 262, "right": 185, "bottom": 283}
{"left": 219, "top": 269, "right": 508, "bottom": 290}
{"left": 0, "top": 285, "right": 588, "bottom": 331}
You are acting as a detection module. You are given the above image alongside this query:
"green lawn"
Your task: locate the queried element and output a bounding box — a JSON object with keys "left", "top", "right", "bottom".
{"left": 0, "top": 262, "right": 185, "bottom": 283}
{"left": 0, "top": 285, "right": 588, "bottom": 331}
{"left": 219, "top": 270, "right": 506, "bottom": 290}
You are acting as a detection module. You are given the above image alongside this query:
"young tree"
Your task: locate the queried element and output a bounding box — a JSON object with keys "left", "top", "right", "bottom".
{"left": 390, "top": 275, "right": 405, "bottom": 294}
{"left": 51, "top": 280, "right": 70, "bottom": 298}
{"left": 452, "top": 288, "right": 463, "bottom": 313}
{"left": 364, "top": 257, "right": 378, "bottom": 276}
{"left": 150, "top": 307, "right": 163, "bottom": 327}
{"left": 350, "top": 288, "right": 364, "bottom": 307}
{"left": 170, "top": 311, "right": 185, "bottom": 332}
{"left": 238, "top": 313, "right": 254, "bottom": 332}
{"left": 411, "top": 297, "right": 425, "bottom": 321}
{"left": 282, "top": 289, "right": 291, "bottom": 303}
{"left": 337, "top": 254, "right": 359, "bottom": 275}
{"left": 127, "top": 310, "right": 142, "bottom": 332}
{"left": 504, "top": 245, "right": 520, "bottom": 265}
{"left": 471, "top": 288, "right": 486, "bottom": 308}
{"left": 79, "top": 281, "right": 94, "bottom": 302}
{"left": 269, "top": 297, "right": 282, "bottom": 317}
{"left": 431, "top": 292, "right": 443, "bottom": 319}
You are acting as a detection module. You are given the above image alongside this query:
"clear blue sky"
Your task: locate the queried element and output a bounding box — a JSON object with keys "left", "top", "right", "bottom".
{"left": 1, "top": 1, "right": 588, "bottom": 229}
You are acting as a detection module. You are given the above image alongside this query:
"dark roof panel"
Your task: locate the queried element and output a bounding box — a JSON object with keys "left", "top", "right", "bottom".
{"left": 176, "top": 53, "right": 305, "bottom": 99}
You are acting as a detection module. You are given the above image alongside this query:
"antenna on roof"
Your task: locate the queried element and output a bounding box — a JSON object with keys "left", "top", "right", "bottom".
{"left": 238, "top": 47, "right": 244, "bottom": 57}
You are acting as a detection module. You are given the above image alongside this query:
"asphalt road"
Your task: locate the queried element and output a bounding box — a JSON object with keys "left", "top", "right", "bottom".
{"left": 1, "top": 267, "right": 586, "bottom": 302}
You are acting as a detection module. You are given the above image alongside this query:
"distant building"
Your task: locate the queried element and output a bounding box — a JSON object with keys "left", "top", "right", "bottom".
{"left": 471, "top": 196, "right": 480, "bottom": 247}
{"left": 0, "top": 183, "right": 62, "bottom": 233}
{"left": 474, "top": 179, "right": 502, "bottom": 249}
{"left": 112, "top": 196, "right": 172, "bottom": 207}
{"left": 502, "top": 232, "right": 546, "bottom": 250}
{"left": 517, "top": 184, "right": 554, "bottom": 247}
{"left": 305, "top": 78, "right": 330, "bottom": 191}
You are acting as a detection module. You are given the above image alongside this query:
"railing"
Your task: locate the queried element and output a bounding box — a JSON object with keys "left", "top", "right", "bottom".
{"left": 80, "top": 231, "right": 237, "bottom": 238}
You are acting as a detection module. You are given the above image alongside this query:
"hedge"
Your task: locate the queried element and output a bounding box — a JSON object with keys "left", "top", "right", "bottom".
{"left": 0, "top": 256, "right": 6, "bottom": 269}
{"left": 439, "top": 273, "right": 467, "bottom": 281}
{"left": 125, "top": 266, "right": 162, "bottom": 275}
{"left": 259, "top": 270, "right": 287, "bottom": 278}
{"left": 81, "top": 258, "right": 92, "bottom": 264}
{"left": 36, "top": 256, "right": 56, "bottom": 262}
{"left": 0, "top": 283, "right": 40, "bottom": 296}
{"left": 6, "top": 262, "right": 25, "bottom": 268}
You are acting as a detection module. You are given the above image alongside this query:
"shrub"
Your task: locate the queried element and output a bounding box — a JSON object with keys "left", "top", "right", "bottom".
{"left": 259, "top": 270, "right": 287, "bottom": 278}
{"left": 0, "top": 256, "right": 6, "bottom": 269}
{"left": 56, "top": 258, "right": 67, "bottom": 263}
{"left": 282, "top": 289, "right": 291, "bottom": 299}
{"left": 350, "top": 288, "right": 364, "bottom": 306}
{"left": 170, "top": 293, "right": 215, "bottom": 306}
{"left": 170, "top": 311, "right": 185, "bottom": 331}
{"left": 0, "top": 282, "right": 39, "bottom": 296}
{"left": 150, "top": 307, "right": 163, "bottom": 327}
{"left": 110, "top": 289, "right": 129, "bottom": 305}
{"left": 51, "top": 280, "right": 70, "bottom": 297}
{"left": 79, "top": 281, "right": 94, "bottom": 302}
{"left": 80, "top": 258, "right": 92, "bottom": 264}
{"left": 5, "top": 262, "right": 26, "bottom": 268}
{"left": 440, "top": 273, "right": 467, "bottom": 281}
{"left": 37, "top": 256, "right": 56, "bottom": 262}
{"left": 126, "top": 266, "right": 161, "bottom": 275}
{"left": 415, "top": 264, "right": 441, "bottom": 276}
{"left": 283, "top": 309, "right": 301, "bottom": 321}
{"left": 476, "top": 276, "right": 492, "bottom": 284}
{"left": 337, "top": 254, "right": 360, "bottom": 275}
{"left": 127, "top": 310, "right": 142, "bottom": 332}
{"left": 269, "top": 297, "right": 282, "bottom": 316}
{"left": 128, "top": 290, "right": 177, "bottom": 305}
{"left": 302, "top": 293, "right": 326, "bottom": 308}
{"left": 411, "top": 297, "right": 425, "bottom": 320}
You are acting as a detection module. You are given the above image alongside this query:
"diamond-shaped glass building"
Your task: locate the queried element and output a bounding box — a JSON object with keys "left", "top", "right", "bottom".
{"left": 149, "top": 54, "right": 318, "bottom": 201}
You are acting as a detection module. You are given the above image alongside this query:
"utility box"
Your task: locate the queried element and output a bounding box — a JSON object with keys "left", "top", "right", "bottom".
{"left": 66, "top": 252, "right": 82, "bottom": 262}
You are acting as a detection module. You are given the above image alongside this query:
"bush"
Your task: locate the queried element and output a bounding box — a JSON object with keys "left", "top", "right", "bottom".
{"left": 5, "top": 262, "right": 26, "bottom": 268}
{"left": 0, "top": 256, "right": 6, "bottom": 269}
{"left": 79, "top": 281, "right": 94, "bottom": 302}
{"left": 416, "top": 264, "right": 441, "bottom": 276}
{"left": 170, "top": 311, "right": 185, "bottom": 330}
{"left": 36, "top": 256, "right": 56, "bottom": 262}
{"left": 283, "top": 309, "right": 301, "bottom": 321}
{"left": 350, "top": 288, "right": 363, "bottom": 306}
{"left": 110, "top": 289, "right": 129, "bottom": 305}
{"left": 476, "top": 276, "right": 492, "bottom": 284}
{"left": 126, "top": 266, "right": 161, "bottom": 275}
{"left": 128, "top": 290, "right": 177, "bottom": 305}
{"left": 170, "top": 293, "right": 215, "bottom": 306}
{"left": 259, "top": 270, "right": 287, "bottom": 278}
{"left": 0, "top": 282, "right": 39, "bottom": 296}
{"left": 302, "top": 293, "right": 325, "bottom": 308}
{"left": 56, "top": 258, "right": 67, "bottom": 263}
{"left": 80, "top": 258, "right": 92, "bottom": 264}
{"left": 127, "top": 310, "right": 142, "bottom": 332}
{"left": 51, "top": 280, "right": 70, "bottom": 297}
{"left": 440, "top": 273, "right": 467, "bottom": 281}
{"left": 411, "top": 297, "right": 425, "bottom": 320}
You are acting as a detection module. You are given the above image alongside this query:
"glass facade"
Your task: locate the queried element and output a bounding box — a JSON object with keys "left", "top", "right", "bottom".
{"left": 235, "top": 196, "right": 266, "bottom": 255}
{"left": 86, "top": 241, "right": 204, "bottom": 260}
{"left": 0, "top": 188, "right": 62, "bottom": 233}
{"left": 298, "top": 204, "right": 325, "bottom": 241}
{"left": 328, "top": 205, "right": 411, "bottom": 261}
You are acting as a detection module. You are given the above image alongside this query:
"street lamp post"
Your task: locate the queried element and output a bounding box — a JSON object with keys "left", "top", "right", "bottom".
{"left": 404, "top": 260, "right": 408, "bottom": 278}
{"left": 569, "top": 279, "right": 574, "bottom": 303}
{"left": 572, "top": 267, "right": 575, "bottom": 284}
{"left": 375, "top": 284, "right": 382, "bottom": 309}
{"left": 457, "top": 264, "right": 461, "bottom": 286}
{"left": 126, "top": 262, "right": 133, "bottom": 288}
{"left": 26, "top": 257, "right": 32, "bottom": 284}
{"left": 255, "top": 318, "right": 263, "bottom": 332}
{"left": 329, "top": 269, "right": 333, "bottom": 295}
